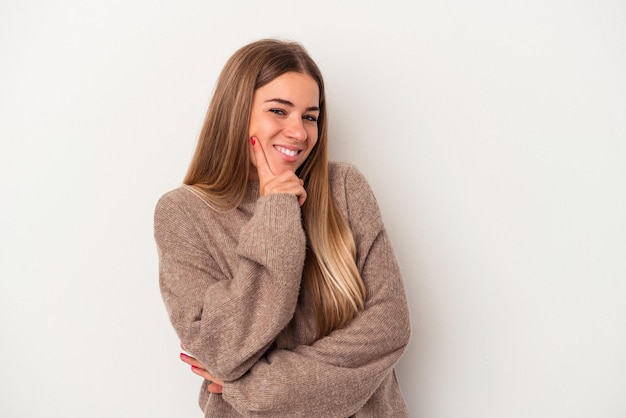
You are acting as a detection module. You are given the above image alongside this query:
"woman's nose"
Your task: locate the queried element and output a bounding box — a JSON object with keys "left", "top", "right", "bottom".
{"left": 285, "top": 116, "right": 307, "bottom": 141}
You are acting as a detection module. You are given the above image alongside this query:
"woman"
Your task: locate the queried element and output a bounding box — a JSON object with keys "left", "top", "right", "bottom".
{"left": 154, "top": 39, "right": 411, "bottom": 417}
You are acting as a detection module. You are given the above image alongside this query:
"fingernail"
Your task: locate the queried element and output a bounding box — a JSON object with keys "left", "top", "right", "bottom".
{"left": 250, "top": 136, "right": 256, "bottom": 145}
{"left": 180, "top": 353, "right": 188, "bottom": 358}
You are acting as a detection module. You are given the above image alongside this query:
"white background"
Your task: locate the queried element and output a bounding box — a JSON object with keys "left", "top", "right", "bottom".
{"left": 1, "top": 1, "right": 625, "bottom": 417}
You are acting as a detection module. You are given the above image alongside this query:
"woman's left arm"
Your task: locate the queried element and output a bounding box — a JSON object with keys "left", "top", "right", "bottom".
{"left": 221, "top": 164, "right": 411, "bottom": 417}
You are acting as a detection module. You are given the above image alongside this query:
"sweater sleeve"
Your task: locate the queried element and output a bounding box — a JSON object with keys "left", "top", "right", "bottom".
{"left": 154, "top": 190, "right": 306, "bottom": 381}
{"left": 222, "top": 166, "right": 411, "bottom": 417}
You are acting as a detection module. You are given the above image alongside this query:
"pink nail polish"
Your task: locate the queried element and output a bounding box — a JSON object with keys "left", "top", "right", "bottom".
{"left": 250, "top": 136, "right": 256, "bottom": 145}
{"left": 180, "top": 353, "right": 188, "bottom": 358}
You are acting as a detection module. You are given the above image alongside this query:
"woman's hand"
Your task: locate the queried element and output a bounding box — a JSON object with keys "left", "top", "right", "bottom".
{"left": 180, "top": 350, "right": 224, "bottom": 394}
{"left": 251, "top": 136, "right": 307, "bottom": 207}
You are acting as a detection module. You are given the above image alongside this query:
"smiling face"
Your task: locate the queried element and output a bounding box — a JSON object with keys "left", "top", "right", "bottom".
{"left": 248, "top": 72, "right": 320, "bottom": 180}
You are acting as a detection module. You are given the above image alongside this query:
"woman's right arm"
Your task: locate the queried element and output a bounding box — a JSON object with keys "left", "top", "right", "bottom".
{"left": 154, "top": 190, "right": 306, "bottom": 382}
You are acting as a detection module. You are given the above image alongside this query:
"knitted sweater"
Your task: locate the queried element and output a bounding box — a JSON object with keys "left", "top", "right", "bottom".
{"left": 154, "top": 162, "right": 411, "bottom": 417}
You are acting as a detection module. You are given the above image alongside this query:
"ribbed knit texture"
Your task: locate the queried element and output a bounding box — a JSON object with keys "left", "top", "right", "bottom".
{"left": 154, "top": 162, "right": 411, "bottom": 417}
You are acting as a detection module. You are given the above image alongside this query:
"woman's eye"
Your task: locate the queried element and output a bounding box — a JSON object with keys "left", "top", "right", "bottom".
{"left": 304, "top": 115, "right": 318, "bottom": 122}
{"left": 269, "top": 108, "right": 286, "bottom": 116}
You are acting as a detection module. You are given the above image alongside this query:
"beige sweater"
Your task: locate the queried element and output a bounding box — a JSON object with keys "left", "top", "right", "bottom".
{"left": 154, "top": 162, "right": 411, "bottom": 417}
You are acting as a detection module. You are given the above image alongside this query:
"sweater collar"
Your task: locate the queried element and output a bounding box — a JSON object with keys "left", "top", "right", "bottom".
{"left": 240, "top": 181, "right": 261, "bottom": 212}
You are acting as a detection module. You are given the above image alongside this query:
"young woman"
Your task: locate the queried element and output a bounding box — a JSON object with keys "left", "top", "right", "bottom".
{"left": 154, "top": 38, "right": 411, "bottom": 417}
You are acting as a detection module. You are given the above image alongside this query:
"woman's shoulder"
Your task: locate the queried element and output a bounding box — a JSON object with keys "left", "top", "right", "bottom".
{"left": 157, "top": 185, "right": 189, "bottom": 203}
{"left": 328, "top": 161, "right": 381, "bottom": 220}
{"left": 156, "top": 185, "right": 195, "bottom": 209}
{"left": 328, "top": 161, "right": 373, "bottom": 193}
{"left": 328, "top": 160, "right": 353, "bottom": 173}
{"left": 328, "top": 160, "right": 365, "bottom": 183}
{"left": 155, "top": 185, "right": 219, "bottom": 219}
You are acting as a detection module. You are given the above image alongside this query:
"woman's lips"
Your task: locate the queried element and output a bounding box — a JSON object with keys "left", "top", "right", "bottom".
{"left": 274, "top": 145, "right": 302, "bottom": 161}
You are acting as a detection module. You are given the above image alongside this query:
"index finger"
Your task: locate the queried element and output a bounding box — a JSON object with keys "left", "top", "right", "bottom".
{"left": 251, "top": 136, "right": 274, "bottom": 182}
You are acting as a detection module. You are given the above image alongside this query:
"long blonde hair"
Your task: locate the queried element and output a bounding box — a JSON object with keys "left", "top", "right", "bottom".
{"left": 184, "top": 39, "right": 365, "bottom": 338}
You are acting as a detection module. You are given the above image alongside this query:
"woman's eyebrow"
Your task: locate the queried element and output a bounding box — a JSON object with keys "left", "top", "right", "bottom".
{"left": 264, "top": 98, "right": 320, "bottom": 112}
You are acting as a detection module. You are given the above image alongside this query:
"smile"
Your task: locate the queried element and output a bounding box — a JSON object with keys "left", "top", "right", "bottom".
{"left": 275, "top": 145, "right": 301, "bottom": 157}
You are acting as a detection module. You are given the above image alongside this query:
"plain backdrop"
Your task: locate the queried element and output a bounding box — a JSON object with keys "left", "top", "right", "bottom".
{"left": 1, "top": 0, "right": 625, "bottom": 417}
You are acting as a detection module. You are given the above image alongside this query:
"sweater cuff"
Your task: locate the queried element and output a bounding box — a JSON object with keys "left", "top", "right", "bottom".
{"left": 237, "top": 193, "right": 306, "bottom": 272}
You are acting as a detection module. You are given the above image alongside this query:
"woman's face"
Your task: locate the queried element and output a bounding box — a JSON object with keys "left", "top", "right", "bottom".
{"left": 248, "top": 72, "right": 320, "bottom": 180}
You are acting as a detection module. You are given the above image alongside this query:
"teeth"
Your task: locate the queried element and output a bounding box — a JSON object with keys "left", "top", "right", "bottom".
{"left": 276, "top": 146, "right": 299, "bottom": 157}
